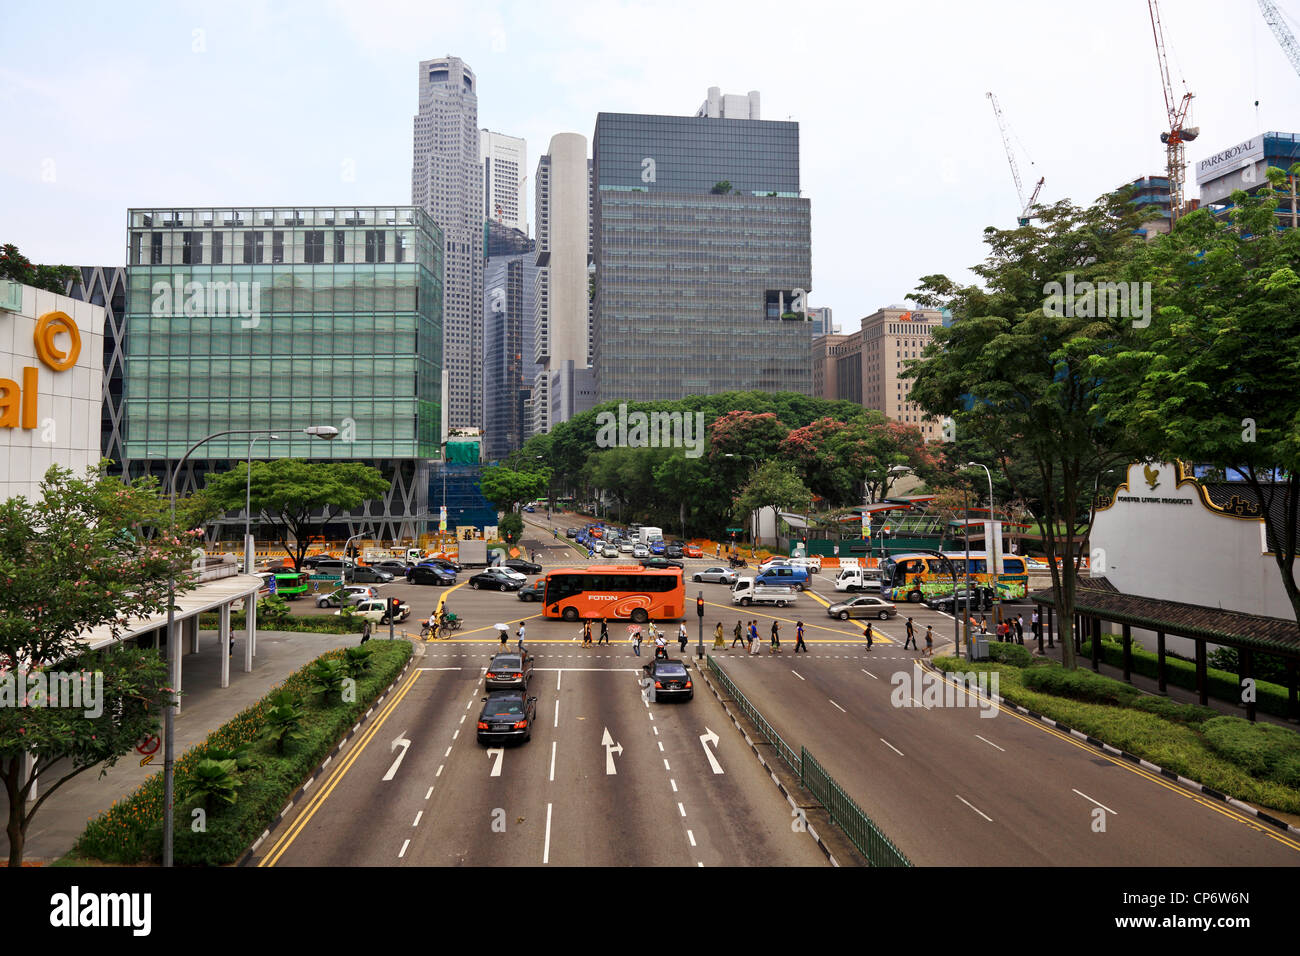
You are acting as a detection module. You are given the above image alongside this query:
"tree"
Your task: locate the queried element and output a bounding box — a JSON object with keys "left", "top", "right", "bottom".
{"left": 733, "top": 461, "right": 814, "bottom": 544}
{"left": 203, "top": 460, "right": 389, "bottom": 570}
{"left": 497, "top": 512, "right": 523, "bottom": 544}
{"left": 909, "top": 196, "right": 1145, "bottom": 668}
{"left": 0, "top": 243, "right": 80, "bottom": 295}
{"left": 1090, "top": 173, "right": 1300, "bottom": 627}
{"left": 480, "top": 464, "right": 552, "bottom": 513}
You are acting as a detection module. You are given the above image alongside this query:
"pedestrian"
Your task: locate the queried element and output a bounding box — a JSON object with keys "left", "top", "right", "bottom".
{"left": 864, "top": 621, "right": 874, "bottom": 651}
{"left": 497, "top": 626, "right": 509, "bottom": 648}
{"left": 678, "top": 622, "right": 689, "bottom": 654}
{"left": 583, "top": 619, "right": 592, "bottom": 647}
{"left": 769, "top": 620, "right": 782, "bottom": 654}
{"left": 979, "top": 616, "right": 988, "bottom": 635}
{"left": 794, "top": 620, "right": 808, "bottom": 653}
{"left": 1031, "top": 609, "right": 1040, "bottom": 641}
{"left": 716, "top": 543, "right": 721, "bottom": 558}
{"left": 732, "top": 619, "right": 744, "bottom": 648}
{"left": 923, "top": 624, "right": 933, "bottom": 657}
{"left": 1015, "top": 614, "right": 1025, "bottom": 644}
{"left": 749, "top": 624, "right": 762, "bottom": 656}
{"left": 633, "top": 628, "right": 642, "bottom": 656}
{"left": 903, "top": 616, "right": 918, "bottom": 650}
{"left": 713, "top": 621, "right": 725, "bottom": 649}
{"left": 405, "top": 563, "right": 414, "bottom": 583}
{"left": 998, "top": 619, "right": 1010, "bottom": 642}
{"left": 553, "top": 527, "right": 558, "bottom": 539}
{"left": 517, "top": 621, "right": 527, "bottom": 654}
{"left": 833, "top": 543, "right": 839, "bottom": 557}
{"left": 599, "top": 617, "right": 610, "bottom": 645}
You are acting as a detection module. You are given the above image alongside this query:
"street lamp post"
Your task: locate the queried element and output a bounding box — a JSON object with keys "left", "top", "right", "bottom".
{"left": 244, "top": 434, "right": 279, "bottom": 574}
{"left": 163, "top": 423, "right": 338, "bottom": 868}
{"left": 967, "top": 461, "right": 999, "bottom": 627}
{"left": 342, "top": 529, "right": 372, "bottom": 586}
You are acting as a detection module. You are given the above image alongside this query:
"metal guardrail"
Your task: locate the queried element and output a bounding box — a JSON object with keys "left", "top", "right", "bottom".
{"left": 705, "top": 656, "right": 911, "bottom": 867}
{"left": 800, "top": 747, "right": 911, "bottom": 868}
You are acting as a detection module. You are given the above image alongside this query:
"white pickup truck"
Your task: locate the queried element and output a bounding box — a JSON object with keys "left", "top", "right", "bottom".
{"left": 731, "top": 576, "right": 799, "bottom": 608}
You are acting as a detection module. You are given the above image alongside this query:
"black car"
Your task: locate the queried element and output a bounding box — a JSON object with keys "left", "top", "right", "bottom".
{"left": 664, "top": 544, "right": 684, "bottom": 559}
{"left": 639, "top": 557, "right": 684, "bottom": 570}
{"left": 469, "top": 569, "right": 523, "bottom": 591}
{"left": 565, "top": 528, "right": 579, "bottom": 538}
{"left": 504, "top": 557, "right": 542, "bottom": 575}
{"left": 347, "top": 566, "right": 394, "bottom": 584}
{"left": 485, "top": 652, "right": 534, "bottom": 690}
{"left": 409, "top": 564, "right": 456, "bottom": 586}
{"left": 371, "top": 560, "right": 411, "bottom": 576}
{"left": 517, "top": 580, "right": 546, "bottom": 602}
{"left": 420, "top": 557, "right": 462, "bottom": 573}
{"left": 642, "top": 658, "right": 693, "bottom": 702}
{"left": 925, "top": 586, "right": 995, "bottom": 614}
{"left": 476, "top": 690, "right": 538, "bottom": 744}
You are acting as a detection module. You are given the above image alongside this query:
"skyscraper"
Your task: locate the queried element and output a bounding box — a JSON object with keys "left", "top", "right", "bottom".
{"left": 592, "top": 100, "right": 812, "bottom": 403}
{"left": 532, "top": 132, "right": 592, "bottom": 433}
{"left": 480, "top": 130, "right": 528, "bottom": 235}
{"left": 413, "top": 56, "right": 484, "bottom": 429}
{"left": 483, "top": 248, "right": 537, "bottom": 461}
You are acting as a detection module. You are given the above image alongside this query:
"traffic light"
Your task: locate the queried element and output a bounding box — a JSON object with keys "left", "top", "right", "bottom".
{"left": 696, "top": 596, "right": 704, "bottom": 618}
{"left": 389, "top": 597, "right": 401, "bottom": 614}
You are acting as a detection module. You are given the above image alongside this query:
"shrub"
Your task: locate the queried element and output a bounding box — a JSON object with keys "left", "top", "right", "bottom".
{"left": 1201, "top": 716, "right": 1300, "bottom": 788}
{"left": 1021, "top": 666, "right": 1141, "bottom": 706}
{"left": 987, "top": 642, "right": 1033, "bottom": 667}
{"left": 181, "top": 759, "right": 241, "bottom": 815}
{"left": 262, "top": 691, "right": 306, "bottom": 756}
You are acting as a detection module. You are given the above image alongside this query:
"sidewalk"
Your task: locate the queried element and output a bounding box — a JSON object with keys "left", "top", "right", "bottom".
{"left": 7, "top": 628, "right": 358, "bottom": 864}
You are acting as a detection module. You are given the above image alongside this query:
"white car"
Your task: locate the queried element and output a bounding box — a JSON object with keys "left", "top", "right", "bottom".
{"left": 337, "top": 598, "right": 410, "bottom": 624}
{"left": 496, "top": 565, "right": 528, "bottom": 582}
{"left": 618, "top": 540, "right": 634, "bottom": 554}
{"left": 316, "top": 585, "right": 377, "bottom": 608}
{"left": 632, "top": 543, "right": 649, "bottom": 558}
{"left": 602, "top": 543, "right": 619, "bottom": 558}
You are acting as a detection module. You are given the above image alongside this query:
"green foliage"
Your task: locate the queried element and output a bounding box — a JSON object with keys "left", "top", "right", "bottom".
{"left": 181, "top": 758, "right": 241, "bottom": 814}
{"left": 1020, "top": 665, "right": 1141, "bottom": 705}
{"left": 72, "top": 641, "right": 412, "bottom": 865}
{"left": 711, "top": 180, "right": 732, "bottom": 194}
{"left": 498, "top": 511, "right": 524, "bottom": 543}
{"left": 257, "top": 594, "right": 292, "bottom": 627}
{"left": 309, "top": 658, "right": 349, "bottom": 698}
{"left": 733, "top": 460, "right": 813, "bottom": 524}
{"left": 203, "top": 460, "right": 389, "bottom": 570}
{"left": 0, "top": 243, "right": 80, "bottom": 294}
{"left": 342, "top": 645, "right": 373, "bottom": 678}
{"left": 1208, "top": 646, "right": 1291, "bottom": 686}
{"left": 1200, "top": 716, "right": 1300, "bottom": 788}
{"left": 262, "top": 691, "right": 306, "bottom": 756}
{"left": 480, "top": 464, "right": 551, "bottom": 512}
{"left": 204, "top": 742, "right": 255, "bottom": 772}
{"left": 986, "top": 641, "right": 1032, "bottom": 667}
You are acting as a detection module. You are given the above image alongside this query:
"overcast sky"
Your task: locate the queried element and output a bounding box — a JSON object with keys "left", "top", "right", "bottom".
{"left": 2, "top": 0, "right": 1298, "bottom": 328}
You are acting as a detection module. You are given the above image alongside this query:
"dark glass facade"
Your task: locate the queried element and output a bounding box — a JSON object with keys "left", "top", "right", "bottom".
{"left": 592, "top": 112, "right": 812, "bottom": 402}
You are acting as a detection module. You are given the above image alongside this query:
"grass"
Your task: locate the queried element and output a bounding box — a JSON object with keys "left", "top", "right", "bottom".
{"left": 932, "top": 654, "right": 1300, "bottom": 816}
{"left": 67, "top": 639, "right": 412, "bottom": 865}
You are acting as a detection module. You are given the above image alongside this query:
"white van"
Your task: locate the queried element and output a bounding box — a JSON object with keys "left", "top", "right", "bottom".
{"left": 638, "top": 526, "right": 664, "bottom": 545}
{"left": 834, "top": 566, "right": 881, "bottom": 592}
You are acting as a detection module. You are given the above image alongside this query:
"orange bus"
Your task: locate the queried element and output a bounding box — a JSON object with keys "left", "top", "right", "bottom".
{"left": 541, "top": 565, "right": 685, "bottom": 623}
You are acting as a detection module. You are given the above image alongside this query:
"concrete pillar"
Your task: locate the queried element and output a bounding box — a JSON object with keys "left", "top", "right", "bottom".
{"left": 245, "top": 595, "right": 256, "bottom": 674}
{"left": 186, "top": 616, "right": 199, "bottom": 655}
{"left": 219, "top": 603, "right": 231, "bottom": 689}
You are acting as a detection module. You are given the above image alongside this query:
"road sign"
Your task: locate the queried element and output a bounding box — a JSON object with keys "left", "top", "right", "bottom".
{"left": 726, "top": 527, "right": 743, "bottom": 533}
{"left": 699, "top": 728, "right": 724, "bottom": 774}
{"left": 601, "top": 727, "right": 623, "bottom": 774}
{"left": 383, "top": 732, "right": 411, "bottom": 781}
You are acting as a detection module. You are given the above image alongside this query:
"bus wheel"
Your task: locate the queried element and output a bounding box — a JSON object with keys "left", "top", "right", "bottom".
{"left": 562, "top": 607, "right": 579, "bottom": 622}
{"left": 907, "top": 591, "right": 923, "bottom": 603}
{"left": 630, "top": 609, "right": 648, "bottom": 624}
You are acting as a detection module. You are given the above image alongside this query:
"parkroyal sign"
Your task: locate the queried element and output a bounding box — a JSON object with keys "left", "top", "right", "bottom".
{"left": 0, "top": 311, "right": 82, "bottom": 428}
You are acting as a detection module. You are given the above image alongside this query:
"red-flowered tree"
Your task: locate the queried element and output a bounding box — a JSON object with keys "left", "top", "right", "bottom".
{"left": 780, "top": 417, "right": 948, "bottom": 507}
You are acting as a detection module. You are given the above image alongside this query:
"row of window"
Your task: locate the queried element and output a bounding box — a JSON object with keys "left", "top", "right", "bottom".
{"left": 135, "top": 230, "right": 417, "bottom": 266}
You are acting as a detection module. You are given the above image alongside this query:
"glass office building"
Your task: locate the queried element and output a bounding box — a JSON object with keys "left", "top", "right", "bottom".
{"left": 122, "top": 206, "right": 443, "bottom": 540}
{"left": 592, "top": 112, "right": 812, "bottom": 402}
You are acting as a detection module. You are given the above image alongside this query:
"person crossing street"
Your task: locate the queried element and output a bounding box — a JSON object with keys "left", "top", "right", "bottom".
{"left": 794, "top": 620, "right": 808, "bottom": 653}
{"left": 903, "top": 616, "right": 918, "bottom": 650}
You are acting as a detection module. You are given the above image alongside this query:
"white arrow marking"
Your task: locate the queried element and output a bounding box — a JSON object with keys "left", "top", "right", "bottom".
{"left": 699, "top": 728, "right": 724, "bottom": 774}
{"left": 486, "top": 747, "right": 504, "bottom": 777}
{"left": 383, "top": 732, "right": 411, "bottom": 781}
{"left": 601, "top": 726, "right": 623, "bottom": 775}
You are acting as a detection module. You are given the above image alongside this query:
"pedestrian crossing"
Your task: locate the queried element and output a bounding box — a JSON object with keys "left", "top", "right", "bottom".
{"left": 417, "top": 650, "right": 921, "bottom": 661}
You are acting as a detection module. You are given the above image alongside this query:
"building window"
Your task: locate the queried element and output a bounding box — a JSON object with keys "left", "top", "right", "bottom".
{"left": 271, "top": 231, "right": 285, "bottom": 263}
{"left": 334, "top": 231, "right": 346, "bottom": 263}
{"left": 305, "top": 231, "right": 325, "bottom": 264}
{"left": 365, "top": 230, "right": 386, "bottom": 263}
{"left": 150, "top": 233, "right": 162, "bottom": 265}
{"left": 212, "top": 232, "right": 224, "bottom": 264}
{"left": 243, "top": 231, "right": 264, "bottom": 264}
{"left": 182, "top": 231, "right": 202, "bottom": 265}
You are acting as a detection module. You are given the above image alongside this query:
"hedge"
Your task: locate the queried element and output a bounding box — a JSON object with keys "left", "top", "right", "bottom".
{"left": 197, "top": 609, "right": 363, "bottom": 635}
{"left": 70, "top": 639, "right": 412, "bottom": 865}
{"left": 1081, "top": 637, "right": 1294, "bottom": 719}
{"left": 932, "top": 655, "right": 1300, "bottom": 815}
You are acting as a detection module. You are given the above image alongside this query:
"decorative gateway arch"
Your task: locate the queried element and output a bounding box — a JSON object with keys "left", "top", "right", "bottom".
{"left": 1033, "top": 461, "right": 1300, "bottom": 723}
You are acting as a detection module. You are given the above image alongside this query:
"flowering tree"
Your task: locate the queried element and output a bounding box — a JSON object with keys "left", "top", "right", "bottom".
{"left": 0, "top": 243, "right": 80, "bottom": 295}
{"left": 779, "top": 416, "right": 947, "bottom": 507}
{"left": 0, "top": 465, "right": 196, "bottom": 865}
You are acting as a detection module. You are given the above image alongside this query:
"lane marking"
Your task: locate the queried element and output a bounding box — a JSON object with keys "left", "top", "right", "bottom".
{"left": 399, "top": 839, "right": 410, "bottom": 858}
{"left": 424, "top": 787, "right": 433, "bottom": 800}
{"left": 549, "top": 740, "right": 556, "bottom": 782}
{"left": 554, "top": 699, "right": 559, "bottom": 728}
{"left": 664, "top": 759, "right": 671, "bottom": 770}
{"left": 687, "top": 829, "right": 696, "bottom": 847}
{"left": 444, "top": 746, "right": 453, "bottom": 758}
{"left": 557, "top": 670, "right": 562, "bottom": 691}
{"left": 880, "top": 738, "right": 904, "bottom": 756}
{"left": 543, "top": 802, "right": 553, "bottom": 864}
{"left": 975, "top": 734, "right": 1005, "bottom": 752}
{"left": 1073, "top": 788, "right": 1118, "bottom": 815}
{"left": 412, "top": 811, "right": 423, "bottom": 827}
{"left": 829, "top": 699, "right": 847, "bottom": 714}
{"left": 658, "top": 741, "right": 664, "bottom": 752}
{"left": 957, "top": 794, "right": 993, "bottom": 821}
{"left": 452, "top": 729, "right": 460, "bottom": 741}
{"left": 791, "top": 670, "right": 805, "bottom": 681}
{"left": 678, "top": 802, "right": 686, "bottom": 818}
{"left": 436, "top": 764, "right": 444, "bottom": 777}
{"left": 670, "top": 779, "right": 678, "bottom": 792}
{"left": 860, "top": 668, "right": 878, "bottom": 680}
{"left": 699, "top": 728, "right": 725, "bottom": 774}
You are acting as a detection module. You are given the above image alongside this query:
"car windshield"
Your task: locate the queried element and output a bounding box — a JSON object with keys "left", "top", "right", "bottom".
{"left": 492, "top": 656, "right": 521, "bottom": 669}
{"left": 483, "top": 697, "right": 525, "bottom": 716}
{"left": 656, "top": 663, "right": 688, "bottom": 677}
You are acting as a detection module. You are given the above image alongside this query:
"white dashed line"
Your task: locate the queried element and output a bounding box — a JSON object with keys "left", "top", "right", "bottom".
{"left": 436, "top": 764, "right": 444, "bottom": 777}
{"left": 452, "top": 729, "right": 459, "bottom": 740}
{"left": 880, "top": 738, "right": 904, "bottom": 756}
{"left": 444, "top": 746, "right": 453, "bottom": 757}
{"left": 957, "top": 794, "right": 993, "bottom": 821}
{"left": 543, "top": 802, "right": 553, "bottom": 864}
{"left": 664, "top": 759, "right": 671, "bottom": 770}
{"left": 425, "top": 787, "right": 434, "bottom": 800}
{"left": 975, "top": 734, "right": 1005, "bottom": 752}
{"left": 860, "top": 668, "right": 878, "bottom": 679}
{"left": 829, "top": 699, "right": 847, "bottom": 713}
{"left": 412, "top": 811, "right": 423, "bottom": 827}
{"left": 658, "top": 741, "right": 664, "bottom": 752}
{"left": 399, "top": 839, "right": 410, "bottom": 858}
{"left": 790, "top": 670, "right": 805, "bottom": 680}
{"left": 554, "top": 699, "right": 560, "bottom": 728}
{"left": 687, "top": 830, "right": 696, "bottom": 846}
{"left": 550, "top": 741, "right": 556, "bottom": 782}
{"left": 670, "top": 779, "right": 678, "bottom": 792}
{"left": 1073, "top": 789, "right": 1118, "bottom": 815}
{"left": 678, "top": 802, "right": 686, "bottom": 817}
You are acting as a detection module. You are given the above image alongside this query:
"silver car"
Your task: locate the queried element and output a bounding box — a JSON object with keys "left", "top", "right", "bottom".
{"left": 618, "top": 540, "right": 634, "bottom": 554}
{"left": 632, "top": 543, "right": 649, "bottom": 558}
{"left": 826, "top": 595, "right": 898, "bottom": 621}
{"left": 601, "top": 543, "right": 619, "bottom": 558}
{"left": 692, "top": 566, "right": 738, "bottom": 585}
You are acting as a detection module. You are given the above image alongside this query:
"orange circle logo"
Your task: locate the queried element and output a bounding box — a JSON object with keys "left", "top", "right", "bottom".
{"left": 34, "top": 311, "right": 81, "bottom": 372}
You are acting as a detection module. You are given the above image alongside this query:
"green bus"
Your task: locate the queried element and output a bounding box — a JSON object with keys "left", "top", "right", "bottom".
{"left": 272, "top": 572, "right": 311, "bottom": 600}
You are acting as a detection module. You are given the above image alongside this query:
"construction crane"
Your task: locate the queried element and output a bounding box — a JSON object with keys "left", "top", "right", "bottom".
{"left": 986, "top": 91, "right": 1044, "bottom": 227}
{"left": 1257, "top": 0, "right": 1300, "bottom": 79}
{"left": 1148, "top": 0, "right": 1200, "bottom": 222}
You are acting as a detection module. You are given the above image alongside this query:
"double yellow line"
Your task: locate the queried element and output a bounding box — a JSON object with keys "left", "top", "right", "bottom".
{"left": 258, "top": 667, "right": 425, "bottom": 866}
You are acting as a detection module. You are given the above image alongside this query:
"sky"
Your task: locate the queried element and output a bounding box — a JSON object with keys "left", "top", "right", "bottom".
{"left": 2, "top": 0, "right": 1298, "bottom": 328}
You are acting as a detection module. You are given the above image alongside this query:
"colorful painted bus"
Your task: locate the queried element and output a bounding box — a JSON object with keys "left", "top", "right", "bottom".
{"left": 541, "top": 565, "right": 685, "bottom": 622}
{"left": 880, "top": 552, "right": 1029, "bottom": 604}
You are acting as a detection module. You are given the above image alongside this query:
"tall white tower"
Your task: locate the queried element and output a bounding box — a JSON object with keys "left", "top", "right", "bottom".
{"left": 413, "top": 56, "right": 484, "bottom": 429}
{"left": 480, "top": 130, "right": 528, "bottom": 235}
